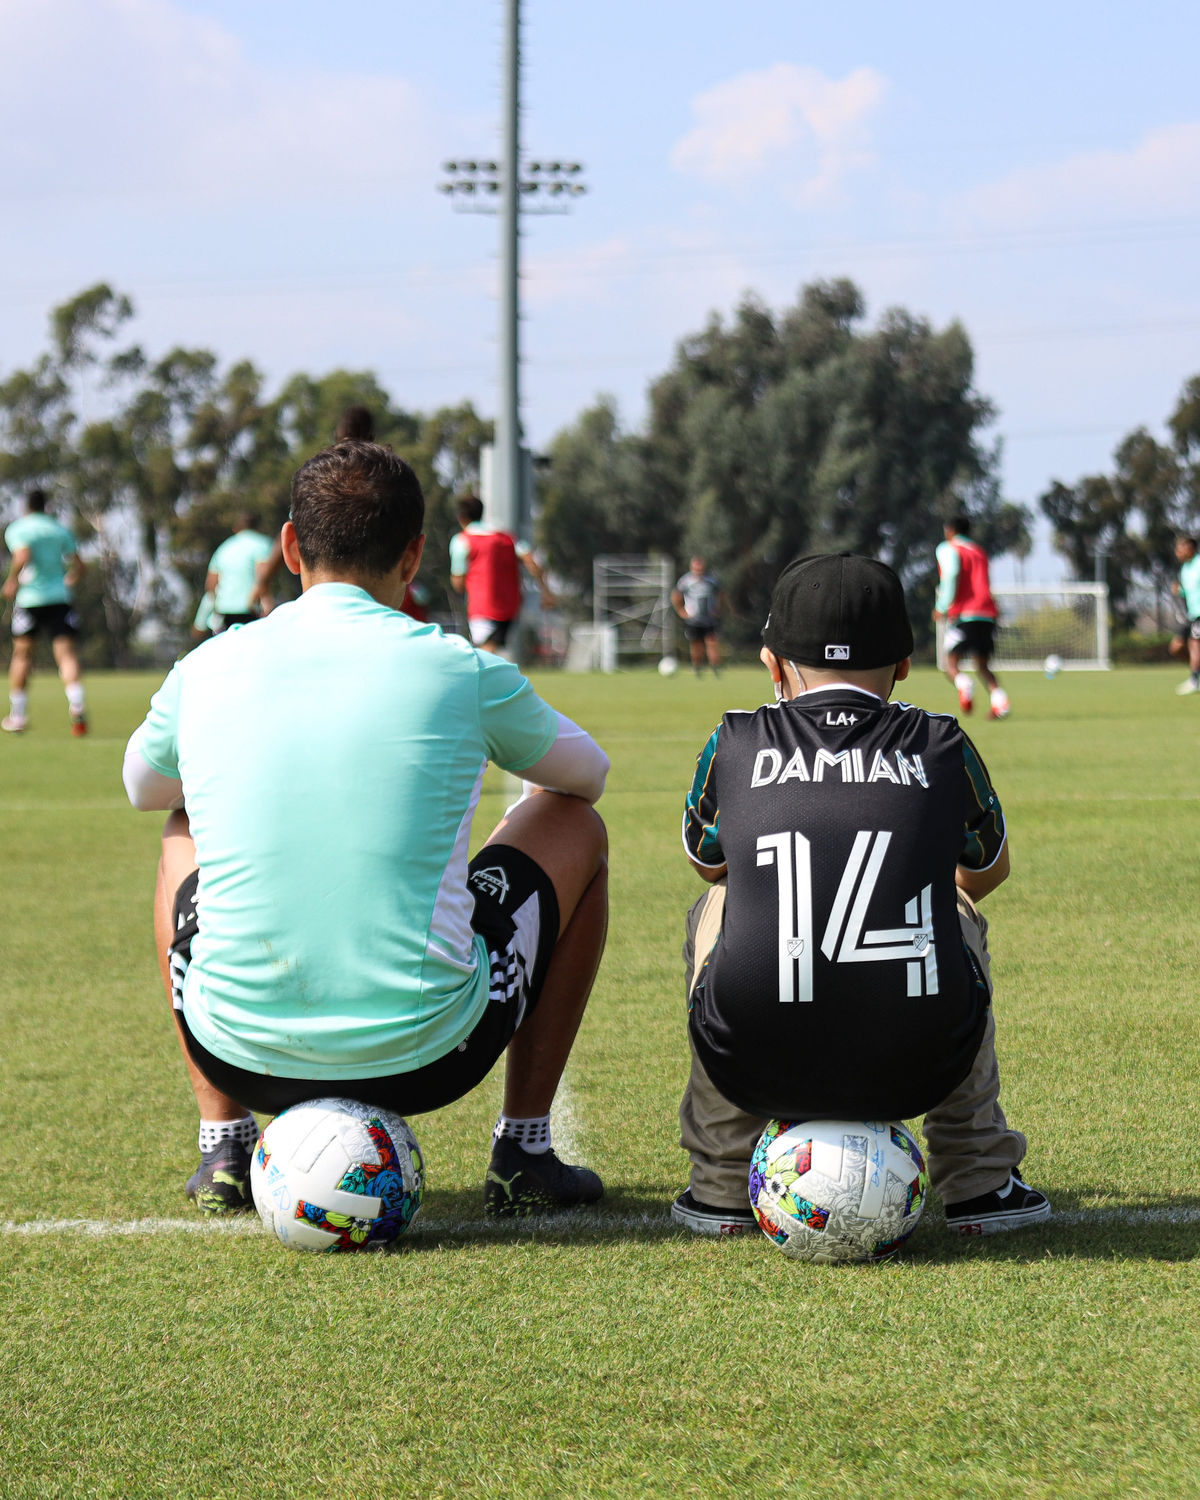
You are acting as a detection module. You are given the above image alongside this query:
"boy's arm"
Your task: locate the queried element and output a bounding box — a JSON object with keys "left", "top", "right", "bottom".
{"left": 957, "top": 732, "right": 1007, "bottom": 900}
{"left": 682, "top": 726, "right": 726, "bottom": 879}
{"left": 2, "top": 545, "right": 31, "bottom": 600}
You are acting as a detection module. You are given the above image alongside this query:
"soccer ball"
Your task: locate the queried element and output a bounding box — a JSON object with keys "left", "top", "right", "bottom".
{"left": 658, "top": 655, "right": 678, "bottom": 677}
{"left": 251, "top": 1097, "right": 424, "bottom": 1252}
{"left": 749, "top": 1119, "right": 928, "bottom": 1263}
{"left": 1044, "top": 653, "right": 1062, "bottom": 678}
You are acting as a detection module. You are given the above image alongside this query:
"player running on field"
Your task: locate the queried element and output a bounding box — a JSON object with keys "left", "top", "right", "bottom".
{"left": 450, "top": 495, "right": 553, "bottom": 656}
{"left": 205, "top": 512, "right": 274, "bottom": 631}
{"left": 1171, "top": 534, "right": 1200, "bottom": 695}
{"left": 2, "top": 488, "right": 88, "bottom": 735}
{"left": 672, "top": 552, "right": 1049, "bottom": 1239}
{"left": 934, "top": 513, "right": 1010, "bottom": 720}
{"left": 123, "top": 440, "right": 609, "bottom": 1218}
{"left": 672, "top": 557, "right": 726, "bottom": 677}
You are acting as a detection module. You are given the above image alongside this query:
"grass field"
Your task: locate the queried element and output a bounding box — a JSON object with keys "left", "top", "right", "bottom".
{"left": 2, "top": 663, "right": 1199, "bottom": 1499}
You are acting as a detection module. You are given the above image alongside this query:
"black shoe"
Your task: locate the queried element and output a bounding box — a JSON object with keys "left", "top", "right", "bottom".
{"left": 483, "top": 1137, "right": 603, "bottom": 1218}
{"left": 670, "top": 1188, "right": 757, "bottom": 1237}
{"left": 944, "top": 1174, "right": 1050, "bottom": 1236}
{"left": 185, "top": 1140, "right": 253, "bottom": 1213}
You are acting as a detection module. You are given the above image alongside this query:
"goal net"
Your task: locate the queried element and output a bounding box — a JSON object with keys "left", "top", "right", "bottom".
{"left": 936, "top": 583, "right": 1110, "bottom": 670}
{"left": 588, "top": 555, "right": 674, "bottom": 666}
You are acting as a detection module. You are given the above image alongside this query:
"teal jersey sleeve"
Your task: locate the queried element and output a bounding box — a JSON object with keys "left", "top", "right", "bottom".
{"left": 135, "top": 665, "right": 184, "bottom": 778}
{"left": 959, "top": 732, "right": 1006, "bottom": 870}
{"left": 448, "top": 532, "right": 469, "bottom": 574}
{"left": 682, "top": 725, "right": 724, "bottom": 867}
{"left": 935, "top": 540, "right": 960, "bottom": 615}
{"left": 475, "top": 652, "right": 558, "bottom": 771}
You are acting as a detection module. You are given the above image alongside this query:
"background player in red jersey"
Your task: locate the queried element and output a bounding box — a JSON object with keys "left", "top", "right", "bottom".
{"left": 671, "top": 552, "right": 1048, "bottom": 1239}
{"left": 450, "top": 495, "right": 553, "bottom": 655}
{"left": 934, "top": 513, "right": 1010, "bottom": 719}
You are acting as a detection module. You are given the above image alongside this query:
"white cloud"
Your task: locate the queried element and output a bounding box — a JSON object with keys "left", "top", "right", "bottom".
{"left": 670, "top": 62, "right": 886, "bottom": 203}
{"left": 0, "top": 0, "right": 441, "bottom": 207}
{"left": 954, "top": 122, "right": 1200, "bottom": 229}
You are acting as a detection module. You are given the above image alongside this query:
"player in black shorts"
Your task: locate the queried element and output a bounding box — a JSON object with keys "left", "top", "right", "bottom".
{"left": 672, "top": 553, "right": 1049, "bottom": 1239}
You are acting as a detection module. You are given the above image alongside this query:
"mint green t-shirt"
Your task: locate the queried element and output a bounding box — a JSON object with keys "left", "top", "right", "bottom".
{"left": 208, "top": 529, "right": 273, "bottom": 615}
{"left": 1180, "top": 555, "right": 1200, "bottom": 618}
{"left": 129, "top": 584, "right": 558, "bottom": 1079}
{"left": 4, "top": 513, "right": 77, "bottom": 607}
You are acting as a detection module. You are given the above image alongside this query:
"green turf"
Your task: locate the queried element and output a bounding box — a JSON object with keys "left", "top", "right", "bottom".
{"left": 2, "top": 665, "right": 1198, "bottom": 1498}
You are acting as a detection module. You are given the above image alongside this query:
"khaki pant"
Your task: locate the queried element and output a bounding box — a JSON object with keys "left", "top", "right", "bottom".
{"left": 679, "top": 883, "right": 1027, "bottom": 1207}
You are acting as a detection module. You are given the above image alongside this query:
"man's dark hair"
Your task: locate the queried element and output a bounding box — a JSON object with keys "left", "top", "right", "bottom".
{"left": 27, "top": 488, "right": 47, "bottom": 513}
{"left": 235, "top": 510, "right": 259, "bottom": 532}
{"left": 1177, "top": 533, "right": 1197, "bottom": 550}
{"left": 336, "top": 405, "right": 375, "bottom": 442}
{"left": 291, "top": 442, "right": 424, "bottom": 575}
{"left": 456, "top": 494, "right": 484, "bottom": 526}
{"left": 948, "top": 512, "right": 970, "bottom": 536}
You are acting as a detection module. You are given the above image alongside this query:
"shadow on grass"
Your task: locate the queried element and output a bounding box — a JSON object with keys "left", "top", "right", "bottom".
{"left": 397, "top": 1184, "right": 1200, "bottom": 1262}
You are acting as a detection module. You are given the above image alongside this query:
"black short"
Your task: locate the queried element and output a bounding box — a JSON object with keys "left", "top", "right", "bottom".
{"left": 682, "top": 620, "right": 717, "bottom": 643}
{"left": 213, "top": 612, "right": 258, "bottom": 633}
{"left": 169, "top": 844, "right": 560, "bottom": 1117}
{"left": 1175, "top": 617, "right": 1200, "bottom": 643}
{"left": 469, "top": 617, "right": 513, "bottom": 648}
{"left": 944, "top": 618, "right": 996, "bottom": 661}
{"left": 11, "top": 602, "right": 79, "bottom": 640}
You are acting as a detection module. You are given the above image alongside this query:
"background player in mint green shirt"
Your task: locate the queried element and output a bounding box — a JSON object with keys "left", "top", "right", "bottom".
{"left": 124, "top": 440, "right": 610, "bottom": 1218}
{"left": 1171, "top": 534, "right": 1200, "bottom": 695}
{"left": 205, "top": 513, "right": 274, "bottom": 628}
{"left": 2, "top": 488, "right": 89, "bottom": 735}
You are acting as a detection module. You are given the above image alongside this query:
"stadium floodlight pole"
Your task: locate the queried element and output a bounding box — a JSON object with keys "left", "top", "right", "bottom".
{"left": 436, "top": 0, "right": 586, "bottom": 537}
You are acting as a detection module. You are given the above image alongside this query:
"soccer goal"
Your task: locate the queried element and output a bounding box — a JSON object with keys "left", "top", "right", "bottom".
{"left": 590, "top": 555, "right": 674, "bottom": 666}
{"left": 937, "top": 583, "right": 1110, "bottom": 670}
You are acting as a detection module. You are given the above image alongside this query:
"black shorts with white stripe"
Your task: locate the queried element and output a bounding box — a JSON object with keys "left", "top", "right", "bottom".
{"left": 168, "top": 845, "right": 560, "bottom": 1117}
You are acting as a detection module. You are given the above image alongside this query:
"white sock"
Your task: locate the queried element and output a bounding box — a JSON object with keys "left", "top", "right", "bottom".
{"left": 991, "top": 687, "right": 1009, "bottom": 708}
{"left": 198, "top": 1115, "right": 258, "bottom": 1154}
{"left": 953, "top": 673, "right": 973, "bottom": 699}
{"left": 10, "top": 690, "right": 27, "bottom": 719}
{"left": 65, "top": 682, "right": 86, "bottom": 714}
{"left": 493, "top": 1114, "right": 552, "bottom": 1155}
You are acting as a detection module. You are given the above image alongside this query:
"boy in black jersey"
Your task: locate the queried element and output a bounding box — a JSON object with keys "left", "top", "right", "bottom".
{"left": 672, "top": 553, "right": 1049, "bottom": 1238}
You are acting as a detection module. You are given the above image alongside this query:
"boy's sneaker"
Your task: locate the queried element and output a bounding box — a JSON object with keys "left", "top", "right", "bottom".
{"left": 1, "top": 715, "right": 27, "bottom": 733}
{"left": 1176, "top": 678, "right": 1200, "bottom": 696}
{"left": 670, "top": 1188, "right": 757, "bottom": 1237}
{"left": 483, "top": 1136, "right": 603, "bottom": 1218}
{"left": 70, "top": 712, "right": 88, "bottom": 737}
{"left": 186, "top": 1140, "right": 253, "bottom": 1213}
{"left": 944, "top": 1174, "right": 1050, "bottom": 1235}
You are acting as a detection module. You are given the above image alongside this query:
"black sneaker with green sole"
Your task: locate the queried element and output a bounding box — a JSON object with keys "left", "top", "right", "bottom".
{"left": 186, "top": 1140, "right": 253, "bottom": 1213}
{"left": 483, "top": 1137, "right": 603, "bottom": 1218}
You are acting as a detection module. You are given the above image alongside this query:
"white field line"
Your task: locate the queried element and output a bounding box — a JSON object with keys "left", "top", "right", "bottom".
{"left": 4, "top": 1204, "right": 1200, "bottom": 1240}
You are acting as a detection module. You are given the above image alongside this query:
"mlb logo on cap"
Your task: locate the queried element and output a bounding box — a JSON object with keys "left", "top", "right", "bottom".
{"left": 761, "top": 552, "right": 915, "bottom": 671}
{"left": 825, "top": 644, "right": 851, "bottom": 661}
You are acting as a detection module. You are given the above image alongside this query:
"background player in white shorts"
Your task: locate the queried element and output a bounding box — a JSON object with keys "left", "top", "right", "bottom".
{"left": 124, "top": 441, "right": 610, "bottom": 1218}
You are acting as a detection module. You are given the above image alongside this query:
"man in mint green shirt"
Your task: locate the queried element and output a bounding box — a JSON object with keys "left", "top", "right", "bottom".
{"left": 1172, "top": 534, "right": 1200, "bottom": 695}
{"left": 205, "top": 513, "right": 274, "bottom": 629}
{"left": 124, "top": 441, "right": 610, "bottom": 1219}
{"left": 2, "top": 488, "right": 89, "bottom": 735}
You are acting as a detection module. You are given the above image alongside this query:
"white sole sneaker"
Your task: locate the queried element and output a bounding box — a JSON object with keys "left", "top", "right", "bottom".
{"left": 670, "top": 1190, "right": 757, "bottom": 1236}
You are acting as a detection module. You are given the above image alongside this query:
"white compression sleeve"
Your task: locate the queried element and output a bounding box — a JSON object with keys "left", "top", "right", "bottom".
{"left": 122, "top": 732, "right": 185, "bottom": 812}
{"left": 514, "top": 712, "right": 609, "bottom": 805}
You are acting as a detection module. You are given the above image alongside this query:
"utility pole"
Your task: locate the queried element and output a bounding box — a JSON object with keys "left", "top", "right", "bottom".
{"left": 437, "top": 0, "right": 586, "bottom": 538}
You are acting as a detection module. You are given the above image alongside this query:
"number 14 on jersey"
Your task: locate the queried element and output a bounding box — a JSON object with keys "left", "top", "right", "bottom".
{"left": 756, "top": 831, "right": 939, "bottom": 1004}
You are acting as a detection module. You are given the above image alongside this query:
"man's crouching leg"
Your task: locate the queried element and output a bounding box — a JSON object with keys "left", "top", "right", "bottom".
{"left": 672, "top": 883, "right": 763, "bottom": 1236}
{"left": 479, "top": 789, "right": 608, "bottom": 1217}
{"left": 155, "top": 810, "right": 257, "bottom": 1212}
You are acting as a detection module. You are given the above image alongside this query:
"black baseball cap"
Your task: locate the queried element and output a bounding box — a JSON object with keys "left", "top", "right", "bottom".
{"left": 762, "top": 553, "right": 914, "bottom": 670}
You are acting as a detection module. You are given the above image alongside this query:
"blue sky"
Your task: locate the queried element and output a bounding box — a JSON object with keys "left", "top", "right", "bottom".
{"left": 4, "top": 0, "right": 1200, "bottom": 579}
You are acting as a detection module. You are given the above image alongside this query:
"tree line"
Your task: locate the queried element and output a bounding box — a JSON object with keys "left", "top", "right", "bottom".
{"left": 2, "top": 279, "right": 1196, "bottom": 663}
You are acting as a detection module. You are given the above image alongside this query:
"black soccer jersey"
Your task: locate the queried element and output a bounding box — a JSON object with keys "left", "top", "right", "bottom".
{"left": 682, "top": 686, "right": 1005, "bottom": 1120}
